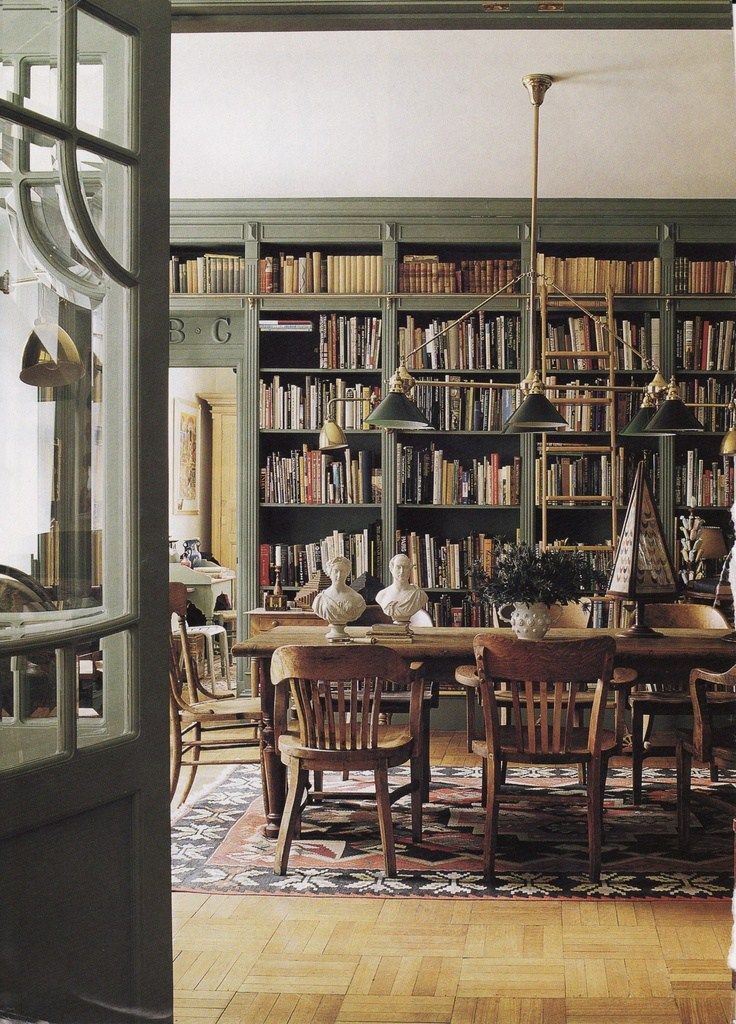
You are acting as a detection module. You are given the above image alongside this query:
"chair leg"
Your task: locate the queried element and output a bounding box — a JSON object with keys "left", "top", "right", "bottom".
{"left": 710, "top": 760, "right": 719, "bottom": 782}
{"left": 499, "top": 760, "right": 507, "bottom": 785}
{"left": 481, "top": 757, "right": 487, "bottom": 808}
{"left": 178, "top": 722, "right": 202, "bottom": 806}
{"left": 631, "top": 703, "right": 645, "bottom": 805}
{"left": 169, "top": 710, "right": 182, "bottom": 802}
{"left": 274, "top": 760, "right": 308, "bottom": 875}
{"left": 374, "top": 765, "right": 397, "bottom": 877}
{"left": 677, "top": 741, "right": 692, "bottom": 853}
{"left": 410, "top": 754, "right": 423, "bottom": 844}
{"left": 482, "top": 757, "right": 501, "bottom": 883}
{"left": 465, "top": 689, "right": 475, "bottom": 753}
{"left": 421, "top": 706, "right": 431, "bottom": 802}
{"left": 586, "top": 757, "right": 603, "bottom": 883}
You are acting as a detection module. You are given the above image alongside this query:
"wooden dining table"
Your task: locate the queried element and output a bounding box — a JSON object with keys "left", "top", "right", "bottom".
{"left": 233, "top": 625, "right": 736, "bottom": 838}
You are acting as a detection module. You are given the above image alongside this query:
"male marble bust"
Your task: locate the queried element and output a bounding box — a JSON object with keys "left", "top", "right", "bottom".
{"left": 375, "top": 553, "right": 428, "bottom": 625}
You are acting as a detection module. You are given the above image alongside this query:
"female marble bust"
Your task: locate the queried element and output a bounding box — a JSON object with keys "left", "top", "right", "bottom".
{"left": 312, "top": 555, "right": 366, "bottom": 641}
{"left": 375, "top": 553, "right": 428, "bottom": 626}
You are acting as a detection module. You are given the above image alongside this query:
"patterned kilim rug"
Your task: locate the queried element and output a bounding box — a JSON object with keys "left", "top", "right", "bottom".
{"left": 171, "top": 764, "right": 736, "bottom": 899}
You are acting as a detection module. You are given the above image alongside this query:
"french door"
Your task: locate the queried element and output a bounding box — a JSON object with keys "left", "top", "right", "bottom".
{"left": 0, "top": 2, "right": 172, "bottom": 1020}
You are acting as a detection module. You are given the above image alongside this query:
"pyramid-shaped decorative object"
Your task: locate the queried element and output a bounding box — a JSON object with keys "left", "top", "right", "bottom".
{"left": 607, "top": 460, "right": 679, "bottom": 637}
{"left": 294, "top": 570, "right": 330, "bottom": 609}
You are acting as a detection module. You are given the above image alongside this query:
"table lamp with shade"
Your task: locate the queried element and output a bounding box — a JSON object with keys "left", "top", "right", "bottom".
{"left": 698, "top": 526, "right": 728, "bottom": 579}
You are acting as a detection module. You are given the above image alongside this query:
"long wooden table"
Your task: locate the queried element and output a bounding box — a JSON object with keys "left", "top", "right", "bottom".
{"left": 233, "top": 625, "right": 736, "bottom": 838}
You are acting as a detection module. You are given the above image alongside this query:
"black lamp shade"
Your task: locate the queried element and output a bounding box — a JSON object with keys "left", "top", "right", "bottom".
{"left": 620, "top": 403, "right": 658, "bottom": 436}
{"left": 503, "top": 392, "right": 568, "bottom": 433}
{"left": 645, "top": 397, "right": 704, "bottom": 434}
{"left": 364, "top": 391, "right": 431, "bottom": 430}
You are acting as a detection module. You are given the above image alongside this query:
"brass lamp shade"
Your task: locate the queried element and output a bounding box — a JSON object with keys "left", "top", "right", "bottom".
{"left": 720, "top": 427, "right": 736, "bottom": 456}
{"left": 503, "top": 391, "right": 568, "bottom": 433}
{"left": 698, "top": 526, "right": 727, "bottom": 562}
{"left": 19, "top": 321, "right": 84, "bottom": 388}
{"left": 318, "top": 418, "right": 349, "bottom": 452}
{"left": 364, "top": 391, "right": 431, "bottom": 430}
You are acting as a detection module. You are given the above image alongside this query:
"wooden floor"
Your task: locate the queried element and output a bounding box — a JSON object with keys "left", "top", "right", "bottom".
{"left": 173, "top": 732, "right": 735, "bottom": 1024}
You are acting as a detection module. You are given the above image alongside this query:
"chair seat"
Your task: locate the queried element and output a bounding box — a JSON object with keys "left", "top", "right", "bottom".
{"left": 278, "top": 725, "right": 413, "bottom": 767}
{"left": 181, "top": 695, "right": 261, "bottom": 722}
{"left": 472, "top": 726, "right": 617, "bottom": 761}
{"left": 455, "top": 665, "right": 635, "bottom": 701}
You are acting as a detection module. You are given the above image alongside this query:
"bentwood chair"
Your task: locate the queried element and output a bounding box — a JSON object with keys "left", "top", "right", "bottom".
{"left": 677, "top": 664, "right": 736, "bottom": 851}
{"left": 270, "top": 644, "right": 424, "bottom": 877}
{"left": 169, "top": 582, "right": 261, "bottom": 805}
{"left": 473, "top": 633, "right": 616, "bottom": 882}
{"left": 629, "top": 602, "right": 728, "bottom": 804}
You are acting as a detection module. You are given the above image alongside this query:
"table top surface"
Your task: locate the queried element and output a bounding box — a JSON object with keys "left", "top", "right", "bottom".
{"left": 233, "top": 625, "right": 736, "bottom": 660}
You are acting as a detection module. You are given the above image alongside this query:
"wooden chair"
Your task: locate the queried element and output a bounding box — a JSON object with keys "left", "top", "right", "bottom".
{"left": 473, "top": 633, "right": 616, "bottom": 882}
{"left": 169, "top": 582, "right": 261, "bottom": 805}
{"left": 677, "top": 664, "right": 736, "bottom": 850}
{"left": 629, "top": 602, "right": 728, "bottom": 804}
{"left": 270, "top": 644, "right": 424, "bottom": 877}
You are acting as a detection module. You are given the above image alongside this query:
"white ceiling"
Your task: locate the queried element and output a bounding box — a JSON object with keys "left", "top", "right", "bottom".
{"left": 170, "top": 28, "right": 736, "bottom": 199}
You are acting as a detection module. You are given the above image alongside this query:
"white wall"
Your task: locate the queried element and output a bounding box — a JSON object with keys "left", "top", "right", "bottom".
{"left": 171, "top": 28, "right": 736, "bottom": 199}
{"left": 169, "top": 366, "right": 235, "bottom": 556}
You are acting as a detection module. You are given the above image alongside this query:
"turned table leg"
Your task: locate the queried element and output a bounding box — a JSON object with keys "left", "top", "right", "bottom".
{"left": 258, "top": 656, "right": 286, "bottom": 838}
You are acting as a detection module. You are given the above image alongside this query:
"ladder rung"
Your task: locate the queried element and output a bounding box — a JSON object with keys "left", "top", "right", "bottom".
{"left": 544, "top": 445, "right": 614, "bottom": 454}
{"left": 551, "top": 544, "right": 613, "bottom": 552}
{"left": 544, "top": 495, "right": 614, "bottom": 504}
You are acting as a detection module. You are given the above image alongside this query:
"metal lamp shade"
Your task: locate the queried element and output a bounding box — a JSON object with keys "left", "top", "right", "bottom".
{"left": 620, "top": 403, "right": 658, "bottom": 436}
{"left": 720, "top": 427, "right": 736, "bottom": 456}
{"left": 644, "top": 397, "right": 704, "bottom": 434}
{"left": 318, "top": 419, "right": 349, "bottom": 451}
{"left": 503, "top": 392, "right": 568, "bottom": 433}
{"left": 19, "top": 321, "right": 84, "bottom": 388}
{"left": 364, "top": 391, "right": 431, "bottom": 430}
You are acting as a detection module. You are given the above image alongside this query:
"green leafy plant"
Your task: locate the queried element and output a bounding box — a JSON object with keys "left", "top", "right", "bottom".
{"left": 473, "top": 542, "right": 607, "bottom": 608}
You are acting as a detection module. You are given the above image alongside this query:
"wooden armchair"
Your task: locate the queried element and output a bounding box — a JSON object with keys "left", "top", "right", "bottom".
{"left": 677, "top": 664, "right": 736, "bottom": 851}
{"left": 629, "top": 602, "right": 728, "bottom": 804}
{"left": 473, "top": 633, "right": 616, "bottom": 882}
{"left": 270, "top": 644, "right": 424, "bottom": 877}
{"left": 169, "top": 582, "right": 261, "bottom": 805}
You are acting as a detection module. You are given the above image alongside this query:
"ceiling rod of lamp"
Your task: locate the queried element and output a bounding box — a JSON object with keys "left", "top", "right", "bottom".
{"left": 503, "top": 74, "right": 567, "bottom": 434}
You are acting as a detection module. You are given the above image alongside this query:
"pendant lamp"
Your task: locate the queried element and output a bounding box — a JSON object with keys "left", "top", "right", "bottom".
{"left": 502, "top": 75, "right": 567, "bottom": 435}
{"left": 318, "top": 417, "right": 349, "bottom": 452}
{"left": 19, "top": 319, "right": 84, "bottom": 387}
{"left": 363, "top": 366, "right": 431, "bottom": 431}
{"left": 619, "top": 386, "right": 658, "bottom": 436}
{"left": 644, "top": 377, "right": 704, "bottom": 434}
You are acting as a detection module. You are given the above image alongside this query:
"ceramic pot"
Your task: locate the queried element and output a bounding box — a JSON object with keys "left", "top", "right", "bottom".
{"left": 504, "top": 601, "right": 552, "bottom": 640}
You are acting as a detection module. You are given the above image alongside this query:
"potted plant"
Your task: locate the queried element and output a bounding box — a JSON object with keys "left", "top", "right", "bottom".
{"left": 473, "top": 542, "right": 607, "bottom": 640}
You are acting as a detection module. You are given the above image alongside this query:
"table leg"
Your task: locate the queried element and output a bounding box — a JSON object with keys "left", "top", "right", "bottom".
{"left": 259, "top": 656, "right": 286, "bottom": 838}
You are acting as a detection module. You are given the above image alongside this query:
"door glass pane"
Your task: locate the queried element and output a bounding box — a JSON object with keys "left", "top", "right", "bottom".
{"left": 0, "top": 646, "right": 60, "bottom": 769}
{"left": 77, "top": 9, "right": 132, "bottom": 148}
{"left": 77, "top": 630, "right": 131, "bottom": 747}
{"left": 77, "top": 148, "right": 132, "bottom": 272}
{"left": 0, "top": 2, "right": 58, "bottom": 118}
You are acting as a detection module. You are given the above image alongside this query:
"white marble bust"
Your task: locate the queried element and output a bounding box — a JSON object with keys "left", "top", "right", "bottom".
{"left": 312, "top": 555, "right": 366, "bottom": 641}
{"left": 376, "top": 553, "right": 428, "bottom": 626}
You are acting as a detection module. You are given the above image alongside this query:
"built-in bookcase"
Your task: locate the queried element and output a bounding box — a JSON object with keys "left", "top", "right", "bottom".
{"left": 169, "top": 199, "right": 736, "bottom": 623}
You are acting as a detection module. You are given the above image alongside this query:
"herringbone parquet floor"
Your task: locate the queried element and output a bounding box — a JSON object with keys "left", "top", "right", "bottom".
{"left": 173, "top": 732, "right": 735, "bottom": 1024}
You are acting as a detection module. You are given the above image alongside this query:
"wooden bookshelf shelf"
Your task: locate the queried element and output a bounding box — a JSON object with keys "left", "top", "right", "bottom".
{"left": 260, "top": 367, "right": 381, "bottom": 375}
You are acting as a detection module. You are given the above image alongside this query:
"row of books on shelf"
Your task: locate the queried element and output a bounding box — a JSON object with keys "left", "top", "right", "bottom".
{"left": 260, "top": 447, "right": 381, "bottom": 505}
{"left": 169, "top": 253, "right": 246, "bottom": 294}
{"left": 259, "top": 524, "right": 383, "bottom": 587}
{"left": 258, "top": 253, "right": 384, "bottom": 294}
{"left": 674, "top": 451, "right": 734, "bottom": 509}
{"left": 546, "top": 379, "right": 610, "bottom": 432}
{"left": 398, "top": 256, "right": 522, "bottom": 295}
{"left": 536, "top": 452, "right": 618, "bottom": 505}
{"left": 412, "top": 379, "right": 518, "bottom": 432}
{"left": 680, "top": 378, "right": 736, "bottom": 432}
{"left": 317, "top": 314, "right": 381, "bottom": 369}
{"left": 537, "top": 254, "right": 662, "bottom": 295}
{"left": 545, "top": 317, "right": 661, "bottom": 372}
{"left": 399, "top": 313, "right": 520, "bottom": 371}
{"left": 673, "top": 257, "right": 736, "bottom": 295}
{"left": 676, "top": 318, "right": 736, "bottom": 372}
{"left": 259, "top": 377, "right": 380, "bottom": 431}
{"left": 396, "top": 446, "right": 521, "bottom": 507}
{"left": 396, "top": 530, "right": 495, "bottom": 590}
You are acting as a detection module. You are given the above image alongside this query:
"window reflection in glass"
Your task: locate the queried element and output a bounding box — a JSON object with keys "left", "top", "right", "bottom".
{"left": 77, "top": 631, "right": 131, "bottom": 748}
{"left": 77, "top": 10, "right": 132, "bottom": 149}
{"left": 77, "top": 149, "right": 132, "bottom": 272}
{"left": 0, "top": 646, "right": 61, "bottom": 769}
{"left": 0, "top": 3, "right": 59, "bottom": 119}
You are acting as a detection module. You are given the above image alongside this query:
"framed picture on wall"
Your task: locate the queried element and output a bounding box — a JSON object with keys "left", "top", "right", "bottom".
{"left": 172, "top": 397, "right": 199, "bottom": 515}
